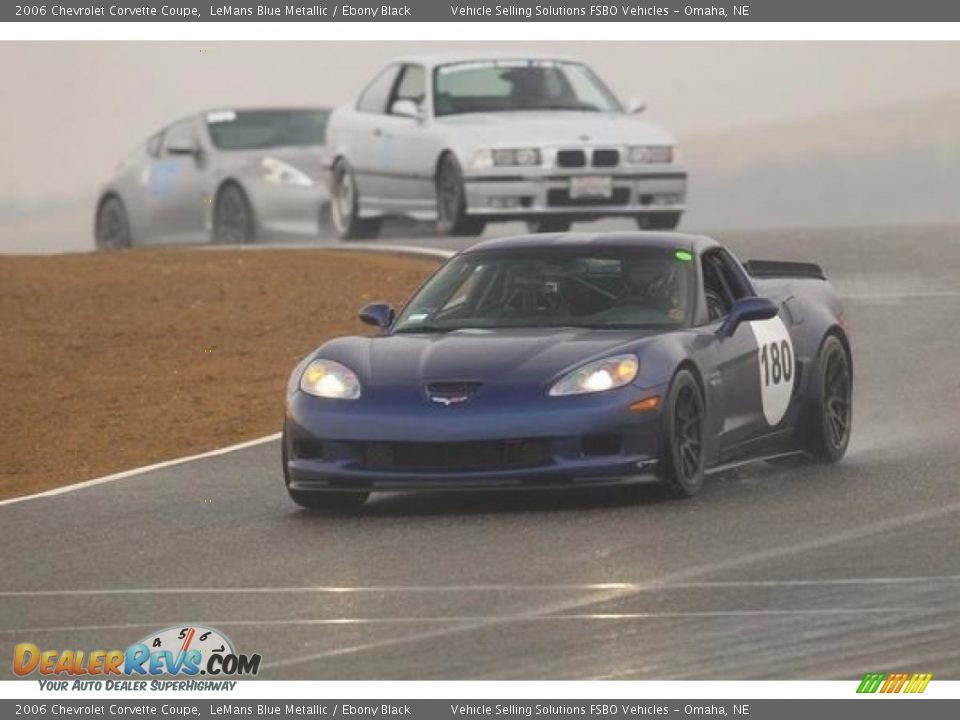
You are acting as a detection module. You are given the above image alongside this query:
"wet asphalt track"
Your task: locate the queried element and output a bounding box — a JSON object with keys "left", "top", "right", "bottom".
{"left": 2, "top": 224, "right": 960, "bottom": 680}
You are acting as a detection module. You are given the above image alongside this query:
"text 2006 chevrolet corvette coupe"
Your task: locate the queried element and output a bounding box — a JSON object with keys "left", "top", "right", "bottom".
{"left": 282, "top": 232, "right": 852, "bottom": 511}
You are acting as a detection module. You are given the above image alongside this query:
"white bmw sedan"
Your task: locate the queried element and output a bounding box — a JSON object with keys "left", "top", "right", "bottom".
{"left": 324, "top": 55, "right": 687, "bottom": 239}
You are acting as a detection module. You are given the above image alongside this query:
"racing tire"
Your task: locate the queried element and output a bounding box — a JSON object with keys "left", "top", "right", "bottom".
{"left": 636, "top": 212, "right": 682, "bottom": 231}
{"left": 806, "top": 335, "right": 852, "bottom": 463}
{"left": 213, "top": 183, "right": 256, "bottom": 245}
{"left": 95, "top": 195, "right": 132, "bottom": 250}
{"left": 282, "top": 432, "right": 369, "bottom": 513}
{"left": 330, "top": 160, "right": 382, "bottom": 240}
{"left": 658, "top": 369, "right": 706, "bottom": 497}
{"left": 436, "top": 153, "right": 486, "bottom": 236}
{"left": 526, "top": 218, "right": 572, "bottom": 234}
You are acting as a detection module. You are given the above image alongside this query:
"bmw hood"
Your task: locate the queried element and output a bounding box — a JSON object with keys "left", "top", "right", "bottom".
{"left": 438, "top": 111, "right": 676, "bottom": 148}
{"left": 317, "top": 327, "right": 665, "bottom": 388}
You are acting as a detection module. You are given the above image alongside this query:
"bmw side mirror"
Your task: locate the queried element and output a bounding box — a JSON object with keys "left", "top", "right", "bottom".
{"left": 359, "top": 302, "right": 395, "bottom": 330}
{"left": 626, "top": 97, "right": 647, "bottom": 114}
{"left": 718, "top": 297, "right": 778, "bottom": 338}
{"left": 390, "top": 99, "right": 423, "bottom": 120}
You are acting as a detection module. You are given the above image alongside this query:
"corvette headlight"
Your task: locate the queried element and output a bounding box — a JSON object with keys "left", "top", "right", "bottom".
{"left": 628, "top": 146, "right": 674, "bottom": 164}
{"left": 472, "top": 148, "right": 542, "bottom": 168}
{"left": 548, "top": 354, "right": 639, "bottom": 397}
{"left": 261, "top": 156, "right": 314, "bottom": 187}
{"left": 299, "top": 359, "right": 361, "bottom": 399}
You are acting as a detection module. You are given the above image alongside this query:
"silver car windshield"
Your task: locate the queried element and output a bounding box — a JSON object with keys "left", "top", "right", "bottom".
{"left": 433, "top": 60, "right": 623, "bottom": 116}
{"left": 205, "top": 109, "right": 329, "bottom": 150}
{"left": 394, "top": 248, "right": 695, "bottom": 332}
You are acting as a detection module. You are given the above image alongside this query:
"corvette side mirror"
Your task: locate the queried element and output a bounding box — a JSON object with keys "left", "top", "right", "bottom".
{"left": 359, "top": 302, "right": 395, "bottom": 330}
{"left": 626, "top": 97, "right": 647, "bottom": 114}
{"left": 718, "top": 297, "right": 778, "bottom": 338}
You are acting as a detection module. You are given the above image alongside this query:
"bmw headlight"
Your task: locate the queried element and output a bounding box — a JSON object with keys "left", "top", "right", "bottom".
{"left": 472, "top": 148, "right": 542, "bottom": 168}
{"left": 627, "top": 146, "right": 674, "bottom": 164}
{"left": 299, "top": 359, "right": 361, "bottom": 399}
{"left": 261, "top": 156, "right": 314, "bottom": 187}
{"left": 548, "top": 354, "right": 639, "bottom": 397}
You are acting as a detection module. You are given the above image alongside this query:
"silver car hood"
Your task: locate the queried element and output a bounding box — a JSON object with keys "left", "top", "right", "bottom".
{"left": 437, "top": 111, "right": 676, "bottom": 147}
{"left": 218, "top": 145, "right": 327, "bottom": 180}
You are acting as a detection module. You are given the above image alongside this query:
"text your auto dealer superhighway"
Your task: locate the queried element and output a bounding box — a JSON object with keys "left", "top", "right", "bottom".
{"left": 49, "top": 4, "right": 202, "bottom": 17}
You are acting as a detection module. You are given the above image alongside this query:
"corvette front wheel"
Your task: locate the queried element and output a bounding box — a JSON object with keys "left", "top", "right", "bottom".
{"left": 658, "top": 369, "right": 705, "bottom": 497}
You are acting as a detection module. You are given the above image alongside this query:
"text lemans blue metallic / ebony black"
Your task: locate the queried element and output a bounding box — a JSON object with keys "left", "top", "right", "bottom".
{"left": 282, "top": 232, "right": 853, "bottom": 512}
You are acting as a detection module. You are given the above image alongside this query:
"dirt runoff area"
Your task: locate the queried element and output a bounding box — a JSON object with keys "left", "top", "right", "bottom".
{"left": 0, "top": 248, "right": 438, "bottom": 500}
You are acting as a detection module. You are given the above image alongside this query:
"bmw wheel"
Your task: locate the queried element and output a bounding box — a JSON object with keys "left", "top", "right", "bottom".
{"left": 214, "top": 183, "right": 256, "bottom": 244}
{"left": 658, "top": 369, "right": 705, "bottom": 497}
{"left": 436, "top": 153, "right": 485, "bottom": 237}
{"left": 330, "top": 159, "right": 381, "bottom": 240}
{"left": 95, "top": 196, "right": 132, "bottom": 250}
{"left": 526, "top": 218, "right": 571, "bottom": 234}
{"left": 808, "top": 335, "right": 852, "bottom": 463}
{"left": 636, "top": 212, "right": 681, "bottom": 231}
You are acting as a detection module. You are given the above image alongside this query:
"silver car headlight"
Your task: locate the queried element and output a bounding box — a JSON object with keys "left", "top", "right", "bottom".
{"left": 261, "top": 156, "right": 314, "bottom": 187}
{"left": 300, "top": 359, "right": 361, "bottom": 399}
{"left": 548, "top": 354, "right": 639, "bottom": 397}
{"left": 627, "top": 146, "right": 674, "bottom": 164}
{"left": 472, "top": 148, "right": 542, "bottom": 168}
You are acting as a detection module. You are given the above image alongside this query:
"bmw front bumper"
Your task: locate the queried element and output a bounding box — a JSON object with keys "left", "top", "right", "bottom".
{"left": 462, "top": 167, "right": 687, "bottom": 221}
{"left": 283, "top": 384, "right": 668, "bottom": 493}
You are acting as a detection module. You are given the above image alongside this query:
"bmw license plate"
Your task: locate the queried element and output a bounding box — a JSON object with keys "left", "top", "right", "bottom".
{"left": 569, "top": 175, "right": 613, "bottom": 199}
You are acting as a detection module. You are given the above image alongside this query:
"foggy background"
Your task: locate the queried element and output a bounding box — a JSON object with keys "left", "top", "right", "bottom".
{"left": 3, "top": 41, "right": 960, "bottom": 251}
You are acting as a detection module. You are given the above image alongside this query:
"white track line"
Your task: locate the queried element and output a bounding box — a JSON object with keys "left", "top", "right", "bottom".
{"left": 0, "top": 434, "right": 281, "bottom": 508}
{"left": 0, "top": 245, "right": 454, "bottom": 509}
{"left": 1, "top": 608, "right": 946, "bottom": 637}
{"left": 3, "top": 575, "right": 960, "bottom": 598}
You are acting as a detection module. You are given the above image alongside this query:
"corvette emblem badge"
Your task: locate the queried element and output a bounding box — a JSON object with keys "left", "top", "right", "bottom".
{"left": 431, "top": 395, "right": 469, "bottom": 406}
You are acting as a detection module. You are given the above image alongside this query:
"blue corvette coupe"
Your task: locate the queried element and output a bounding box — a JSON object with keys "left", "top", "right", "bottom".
{"left": 282, "top": 232, "right": 852, "bottom": 511}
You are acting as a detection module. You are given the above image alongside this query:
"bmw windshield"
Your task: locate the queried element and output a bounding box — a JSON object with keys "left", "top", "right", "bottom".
{"left": 394, "top": 247, "right": 696, "bottom": 332}
{"left": 205, "top": 109, "right": 330, "bottom": 150}
{"left": 433, "top": 60, "right": 623, "bottom": 116}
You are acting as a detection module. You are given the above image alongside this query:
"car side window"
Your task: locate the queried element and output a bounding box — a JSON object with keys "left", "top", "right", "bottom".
{"left": 146, "top": 131, "right": 165, "bottom": 158}
{"left": 162, "top": 119, "right": 197, "bottom": 155}
{"left": 701, "top": 251, "right": 739, "bottom": 322}
{"left": 357, "top": 65, "right": 401, "bottom": 114}
{"left": 390, "top": 64, "right": 426, "bottom": 113}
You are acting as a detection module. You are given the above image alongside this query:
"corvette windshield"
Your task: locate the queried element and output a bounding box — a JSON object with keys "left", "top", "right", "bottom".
{"left": 205, "top": 109, "right": 329, "bottom": 150}
{"left": 433, "top": 60, "right": 623, "bottom": 116}
{"left": 394, "top": 247, "right": 695, "bottom": 332}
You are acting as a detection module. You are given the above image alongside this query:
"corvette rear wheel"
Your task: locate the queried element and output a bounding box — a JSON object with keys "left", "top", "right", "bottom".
{"left": 331, "top": 160, "right": 382, "bottom": 240}
{"left": 436, "top": 153, "right": 486, "bottom": 236}
{"left": 214, "top": 183, "right": 256, "bottom": 244}
{"left": 808, "top": 335, "right": 852, "bottom": 463}
{"left": 95, "top": 196, "right": 132, "bottom": 250}
{"left": 658, "top": 369, "right": 705, "bottom": 497}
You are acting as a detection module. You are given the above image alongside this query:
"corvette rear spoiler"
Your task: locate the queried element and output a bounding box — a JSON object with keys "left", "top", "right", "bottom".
{"left": 742, "top": 259, "right": 826, "bottom": 281}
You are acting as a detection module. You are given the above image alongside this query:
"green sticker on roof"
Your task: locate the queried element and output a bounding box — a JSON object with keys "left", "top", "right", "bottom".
{"left": 675, "top": 250, "right": 693, "bottom": 262}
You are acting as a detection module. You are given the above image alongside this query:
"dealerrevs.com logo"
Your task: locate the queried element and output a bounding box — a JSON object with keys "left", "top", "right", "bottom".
{"left": 857, "top": 672, "right": 933, "bottom": 694}
{"left": 14, "top": 625, "right": 261, "bottom": 681}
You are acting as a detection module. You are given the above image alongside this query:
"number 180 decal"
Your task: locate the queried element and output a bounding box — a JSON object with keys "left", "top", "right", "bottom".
{"left": 749, "top": 317, "right": 795, "bottom": 425}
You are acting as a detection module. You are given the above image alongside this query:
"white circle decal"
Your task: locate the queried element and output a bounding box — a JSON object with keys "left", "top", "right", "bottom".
{"left": 749, "top": 316, "right": 795, "bottom": 426}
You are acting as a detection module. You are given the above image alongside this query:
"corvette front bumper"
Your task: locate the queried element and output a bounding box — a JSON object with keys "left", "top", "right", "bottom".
{"left": 283, "top": 384, "right": 668, "bottom": 492}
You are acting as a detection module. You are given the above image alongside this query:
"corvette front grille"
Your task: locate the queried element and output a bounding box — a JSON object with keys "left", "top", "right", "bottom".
{"left": 360, "top": 440, "right": 550, "bottom": 472}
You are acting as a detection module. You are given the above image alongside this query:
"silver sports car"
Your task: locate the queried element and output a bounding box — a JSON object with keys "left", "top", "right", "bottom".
{"left": 324, "top": 55, "right": 687, "bottom": 239}
{"left": 95, "top": 107, "right": 331, "bottom": 249}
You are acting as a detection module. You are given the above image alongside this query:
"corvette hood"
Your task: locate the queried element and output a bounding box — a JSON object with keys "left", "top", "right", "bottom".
{"left": 438, "top": 111, "right": 675, "bottom": 148}
{"left": 322, "top": 327, "right": 665, "bottom": 387}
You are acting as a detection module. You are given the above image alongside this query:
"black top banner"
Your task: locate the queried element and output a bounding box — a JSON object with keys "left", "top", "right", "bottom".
{"left": 7, "top": 0, "right": 960, "bottom": 22}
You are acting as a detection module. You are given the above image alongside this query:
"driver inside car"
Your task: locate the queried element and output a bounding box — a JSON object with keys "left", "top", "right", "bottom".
{"left": 618, "top": 257, "right": 685, "bottom": 321}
